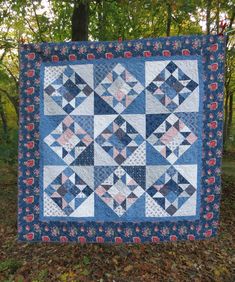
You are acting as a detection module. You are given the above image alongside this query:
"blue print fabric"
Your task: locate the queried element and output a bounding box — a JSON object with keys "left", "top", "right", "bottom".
{"left": 18, "top": 35, "right": 226, "bottom": 243}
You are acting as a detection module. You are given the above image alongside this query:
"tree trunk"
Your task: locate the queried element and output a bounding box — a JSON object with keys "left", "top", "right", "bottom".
{"left": 72, "top": 1, "right": 89, "bottom": 41}
{"left": 206, "top": 0, "right": 211, "bottom": 35}
{"left": 227, "top": 93, "right": 234, "bottom": 139}
{"left": 97, "top": 0, "right": 106, "bottom": 41}
{"left": 223, "top": 91, "right": 229, "bottom": 144}
{"left": 166, "top": 2, "right": 172, "bottom": 36}
{"left": 223, "top": 11, "right": 235, "bottom": 146}
{"left": 216, "top": 0, "right": 220, "bottom": 34}
{"left": 0, "top": 96, "right": 8, "bottom": 138}
{"left": 0, "top": 88, "right": 19, "bottom": 123}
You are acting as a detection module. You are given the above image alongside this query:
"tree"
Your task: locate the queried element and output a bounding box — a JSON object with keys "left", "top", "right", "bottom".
{"left": 72, "top": 1, "right": 89, "bottom": 41}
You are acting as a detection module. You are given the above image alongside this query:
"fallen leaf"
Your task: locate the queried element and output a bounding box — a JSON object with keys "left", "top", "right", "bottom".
{"left": 124, "top": 265, "right": 133, "bottom": 272}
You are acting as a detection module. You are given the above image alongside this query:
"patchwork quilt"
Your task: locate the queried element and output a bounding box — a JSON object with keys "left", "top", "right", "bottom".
{"left": 18, "top": 35, "right": 226, "bottom": 243}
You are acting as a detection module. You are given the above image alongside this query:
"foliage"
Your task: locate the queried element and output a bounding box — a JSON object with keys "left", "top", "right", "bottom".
{"left": 0, "top": 259, "right": 22, "bottom": 274}
{"left": 224, "top": 40, "right": 235, "bottom": 148}
{"left": 0, "top": 128, "right": 18, "bottom": 164}
{"left": 89, "top": 0, "right": 203, "bottom": 41}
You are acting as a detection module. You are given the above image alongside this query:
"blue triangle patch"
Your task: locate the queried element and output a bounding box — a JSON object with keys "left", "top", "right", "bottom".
{"left": 122, "top": 91, "right": 145, "bottom": 114}
{"left": 146, "top": 142, "right": 170, "bottom": 165}
{"left": 71, "top": 143, "right": 94, "bottom": 165}
{"left": 146, "top": 114, "right": 170, "bottom": 138}
{"left": 94, "top": 93, "right": 117, "bottom": 115}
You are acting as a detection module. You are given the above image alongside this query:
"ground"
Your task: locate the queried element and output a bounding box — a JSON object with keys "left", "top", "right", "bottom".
{"left": 0, "top": 157, "right": 234, "bottom": 282}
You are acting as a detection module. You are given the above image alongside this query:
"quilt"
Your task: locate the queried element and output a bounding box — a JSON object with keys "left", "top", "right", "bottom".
{"left": 18, "top": 35, "right": 226, "bottom": 243}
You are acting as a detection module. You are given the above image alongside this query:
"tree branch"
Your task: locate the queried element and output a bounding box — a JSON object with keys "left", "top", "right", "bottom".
{"left": 31, "top": 0, "right": 45, "bottom": 42}
{"left": 25, "top": 17, "right": 39, "bottom": 39}
{"left": 0, "top": 87, "right": 18, "bottom": 120}
{"left": 0, "top": 62, "right": 19, "bottom": 88}
{"left": 166, "top": 2, "right": 172, "bottom": 36}
{"left": 206, "top": 0, "right": 211, "bottom": 35}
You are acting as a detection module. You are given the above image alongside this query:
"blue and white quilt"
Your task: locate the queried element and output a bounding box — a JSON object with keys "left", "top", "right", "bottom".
{"left": 18, "top": 35, "right": 226, "bottom": 243}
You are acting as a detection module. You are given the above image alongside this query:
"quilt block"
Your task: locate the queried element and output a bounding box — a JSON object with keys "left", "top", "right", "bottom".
{"left": 18, "top": 35, "right": 226, "bottom": 243}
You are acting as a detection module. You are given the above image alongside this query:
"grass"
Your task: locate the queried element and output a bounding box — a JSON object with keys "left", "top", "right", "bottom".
{"left": 0, "top": 159, "right": 234, "bottom": 281}
{"left": 222, "top": 160, "right": 235, "bottom": 176}
{"left": 0, "top": 259, "right": 22, "bottom": 274}
{"left": 222, "top": 150, "right": 235, "bottom": 176}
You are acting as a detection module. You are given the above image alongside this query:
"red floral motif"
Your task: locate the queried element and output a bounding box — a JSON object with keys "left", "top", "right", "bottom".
{"left": 25, "top": 141, "right": 34, "bottom": 149}
{"left": 133, "top": 237, "right": 141, "bottom": 243}
{"left": 24, "top": 178, "right": 34, "bottom": 186}
{"left": 210, "top": 102, "right": 218, "bottom": 110}
{"left": 78, "top": 236, "right": 86, "bottom": 243}
{"left": 209, "top": 82, "right": 218, "bottom": 91}
{"left": 52, "top": 55, "right": 59, "bottom": 62}
{"left": 115, "top": 237, "right": 123, "bottom": 243}
{"left": 42, "top": 236, "right": 50, "bottom": 242}
{"left": 26, "top": 105, "right": 34, "bottom": 113}
{"left": 27, "top": 53, "right": 35, "bottom": 60}
{"left": 207, "top": 158, "right": 216, "bottom": 166}
{"left": 152, "top": 236, "right": 160, "bottom": 243}
{"left": 24, "top": 214, "right": 34, "bottom": 222}
{"left": 204, "top": 229, "right": 212, "bottom": 237}
{"left": 208, "top": 121, "right": 217, "bottom": 129}
{"left": 24, "top": 196, "right": 34, "bottom": 204}
{"left": 26, "top": 87, "right": 35, "bottom": 95}
{"left": 69, "top": 54, "right": 77, "bottom": 61}
{"left": 27, "top": 70, "right": 35, "bottom": 77}
{"left": 205, "top": 212, "right": 213, "bottom": 220}
{"left": 25, "top": 232, "right": 34, "bottom": 240}
{"left": 87, "top": 53, "right": 95, "bottom": 60}
{"left": 60, "top": 236, "right": 68, "bottom": 243}
{"left": 170, "top": 235, "right": 177, "bottom": 241}
{"left": 96, "top": 237, "right": 104, "bottom": 243}
{"left": 25, "top": 159, "right": 35, "bottom": 167}
{"left": 26, "top": 123, "right": 34, "bottom": 131}
{"left": 187, "top": 234, "right": 195, "bottom": 241}
{"left": 182, "top": 49, "right": 190, "bottom": 56}
{"left": 143, "top": 50, "right": 151, "bottom": 57}
{"left": 208, "top": 140, "right": 217, "bottom": 147}
{"left": 206, "top": 195, "right": 215, "bottom": 203}
{"left": 210, "top": 63, "right": 218, "bottom": 71}
{"left": 207, "top": 177, "right": 215, "bottom": 185}
{"left": 124, "top": 51, "right": 132, "bottom": 58}
{"left": 162, "top": 50, "right": 171, "bottom": 56}
{"left": 105, "top": 52, "right": 113, "bottom": 59}
{"left": 209, "top": 44, "right": 218, "bottom": 52}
